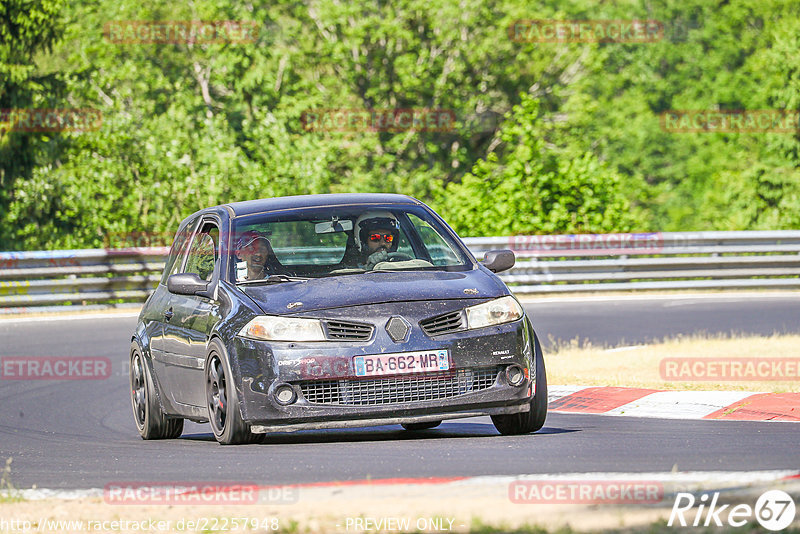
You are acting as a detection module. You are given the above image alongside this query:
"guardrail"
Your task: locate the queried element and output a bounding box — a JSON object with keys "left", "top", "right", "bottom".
{"left": 466, "top": 231, "right": 800, "bottom": 293}
{"left": 1, "top": 231, "right": 799, "bottom": 310}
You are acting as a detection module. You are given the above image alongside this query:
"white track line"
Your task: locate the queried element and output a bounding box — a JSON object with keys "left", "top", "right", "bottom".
{"left": 0, "top": 311, "right": 140, "bottom": 323}
{"left": 5, "top": 471, "right": 798, "bottom": 500}
{"left": 455, "top": 470, "right": 800, "bottom": 486}
{"left": 519, "top": 291, "right": 800, "bottom": 304}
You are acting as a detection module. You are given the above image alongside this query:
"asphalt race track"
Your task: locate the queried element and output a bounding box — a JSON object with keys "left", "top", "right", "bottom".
{"left": 526, "top": 293, "right": 800, "bottom": 348}
{"left": 0, "top": 294, "right": 798, "bottom": 489}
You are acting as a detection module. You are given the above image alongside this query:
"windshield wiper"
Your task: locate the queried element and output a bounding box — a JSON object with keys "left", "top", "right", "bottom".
{"left": 364, "top": 268, "right": 436, "bottom": 274}
{"left": 326, "top": 269, "right": 367, "bottom": 277}
{"left": 238, "top": 275, "right": 308, "bottom": 285}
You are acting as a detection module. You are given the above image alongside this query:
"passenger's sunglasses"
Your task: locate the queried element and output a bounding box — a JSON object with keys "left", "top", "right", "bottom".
{"left": 368, "top": 233, "right": 394, "bottom": 243}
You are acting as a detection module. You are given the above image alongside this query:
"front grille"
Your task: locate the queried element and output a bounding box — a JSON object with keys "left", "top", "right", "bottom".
{"left": 420, "top": 310, "right": 464, "bottom": 336}
{"left": 324, "top": 320, "right": 374, "bottom": 341}
{"left": 297, "top": 366, "right": 501, "bottom": 406}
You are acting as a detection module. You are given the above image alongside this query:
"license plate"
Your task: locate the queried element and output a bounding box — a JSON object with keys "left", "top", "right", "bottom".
{"left": 353, "top": 349, "right": 449, "bottom": 377}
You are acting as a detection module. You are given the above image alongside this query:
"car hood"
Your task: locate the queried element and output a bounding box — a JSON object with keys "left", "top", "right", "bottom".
{"left": 239, "top": 268, "right": 506, "bottom": 315}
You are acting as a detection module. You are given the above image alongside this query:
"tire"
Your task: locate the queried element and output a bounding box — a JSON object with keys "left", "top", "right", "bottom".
{"left": 401, "top": 421, "right": 441, "bottom": 431}
{"left": 491, "top": 330, "right": 548, "bottom": 435}
{"left": 205, "top": 340, "right": 262, "bottom": 445}
{"left": 130, "top": 342, "right": 184, "bottom": 440}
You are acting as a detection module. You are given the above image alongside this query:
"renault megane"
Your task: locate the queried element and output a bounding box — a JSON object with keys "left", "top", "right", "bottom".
{"left": 130, "top": 194, "right": 547, "bottom": 444}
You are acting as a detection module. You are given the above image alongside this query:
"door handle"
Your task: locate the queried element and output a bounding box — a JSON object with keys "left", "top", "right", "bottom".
{"left": 164, "top": 308, "right": 174, "bottom": 321}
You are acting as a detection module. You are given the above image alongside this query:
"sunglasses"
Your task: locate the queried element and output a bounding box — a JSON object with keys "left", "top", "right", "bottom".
{"left": 368, "top": 233, "right": 395, "bottom": 243}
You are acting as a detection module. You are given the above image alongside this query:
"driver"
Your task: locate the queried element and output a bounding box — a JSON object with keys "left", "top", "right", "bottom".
{"left": 354, "top": 211, "right": 401, "bottom": 270}
{"left": 235, "top": 230, "right": 278, "bottom": 281}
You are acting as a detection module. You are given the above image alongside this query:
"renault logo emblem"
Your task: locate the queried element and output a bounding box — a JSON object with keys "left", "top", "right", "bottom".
{"left": 385, "top": 316, "right": 411, "bottom": 342}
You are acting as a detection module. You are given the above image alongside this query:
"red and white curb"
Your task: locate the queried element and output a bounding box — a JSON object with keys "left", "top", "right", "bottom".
{"left": 549, "top": 385, "right": 800, "bottom": 422}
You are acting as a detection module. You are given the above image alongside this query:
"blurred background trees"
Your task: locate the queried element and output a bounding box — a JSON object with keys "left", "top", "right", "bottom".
{"left": 2, "top": 0, "right": 799, "bottom": 249}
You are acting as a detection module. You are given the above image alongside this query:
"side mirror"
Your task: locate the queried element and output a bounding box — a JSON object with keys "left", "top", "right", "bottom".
{"left": 482, "top": 249, "right": 515, "bottom": 273}
{"left": 167, "top": 273, "right": 210, "bottom": 296}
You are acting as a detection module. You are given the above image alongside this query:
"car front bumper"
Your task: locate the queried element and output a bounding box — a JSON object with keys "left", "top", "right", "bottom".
{"left": 230, "top": 300, "right": 537, "bottom": 431}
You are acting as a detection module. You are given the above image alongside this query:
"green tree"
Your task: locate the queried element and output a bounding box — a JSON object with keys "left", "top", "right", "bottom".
{"left": 6, "top": 0, "right": 800, "bottom": 250}
{"left": 438, "top": 94, "right": 636, "bottom": 236}
{"left": 0, "top": 0, "right": 66, "bottom": 247}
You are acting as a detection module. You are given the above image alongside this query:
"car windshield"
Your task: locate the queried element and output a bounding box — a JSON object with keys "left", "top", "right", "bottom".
{"left": 230, "top": 205, "right": 472, "bottom": 282}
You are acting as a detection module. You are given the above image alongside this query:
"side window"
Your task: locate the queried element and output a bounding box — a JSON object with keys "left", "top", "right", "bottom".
{"left": 160, "top": 219, "right": 197, "bottom": 284}
{"left": 394, "top": 231, "right": 414, "bottom": 257}
{"left": 408, "top": 214, "right": 461, "bottom": 266}
{"left": 183, "top": 223, "right": 219, "bottom": 282}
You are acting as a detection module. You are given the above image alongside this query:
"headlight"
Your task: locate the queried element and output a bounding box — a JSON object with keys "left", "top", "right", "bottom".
{"left": 238, "top": 316, "right": 326, "bottom": 341}
{"left": 464, "top": 296, "right": 524, "bottom": 329}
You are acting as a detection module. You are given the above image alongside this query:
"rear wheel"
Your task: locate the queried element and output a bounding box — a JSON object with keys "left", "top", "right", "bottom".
{"left": 205, "top": 340, "right": 262, "bottom": 445}
{"left": 401, "top": 421, "right": 441, "bottom": 431}
{"left": 130, "top": 343, "right": 184, "bottom": 439}
{"left": 492, "top": 331, "right": 547, "bottom": 435}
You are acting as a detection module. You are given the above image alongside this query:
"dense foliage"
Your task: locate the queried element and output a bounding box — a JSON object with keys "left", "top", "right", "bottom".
{"left": 1, "top": 0, "right": 799, "bottom": 249}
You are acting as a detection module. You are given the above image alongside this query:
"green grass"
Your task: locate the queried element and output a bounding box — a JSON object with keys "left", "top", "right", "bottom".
{"left": 0, "top": 457, "right": 25, "bottom": 503}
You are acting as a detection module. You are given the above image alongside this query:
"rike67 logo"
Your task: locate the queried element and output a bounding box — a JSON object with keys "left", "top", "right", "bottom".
{"left": 669, "top": 490, "right": 796, "bottom": 531}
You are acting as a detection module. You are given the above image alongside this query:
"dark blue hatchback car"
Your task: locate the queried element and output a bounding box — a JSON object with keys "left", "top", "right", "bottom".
{"left": 130, "top": 194, "right": 547, "bottom": 444}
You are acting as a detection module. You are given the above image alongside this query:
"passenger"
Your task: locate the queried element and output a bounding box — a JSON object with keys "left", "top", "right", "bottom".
{"left": 235, "top": 231, "right": 278, "bottom": 281}
{"left": 353, "top": 211, "right": 401, "bottom": 270}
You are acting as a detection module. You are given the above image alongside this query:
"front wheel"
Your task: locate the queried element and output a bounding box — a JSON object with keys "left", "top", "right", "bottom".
{"left": 205, "top": 340, "right": 262, "bottom": 445}
{"left": 130, "top": 342, "right": 183, "bottom": 440}
{"left": 491, "top": 331, "right": 547, "bottom": 435}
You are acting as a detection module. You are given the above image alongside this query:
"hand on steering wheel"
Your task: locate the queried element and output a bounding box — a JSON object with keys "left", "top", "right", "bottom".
{"left": 385, "top": 252, "right": 413, "bottom": 262}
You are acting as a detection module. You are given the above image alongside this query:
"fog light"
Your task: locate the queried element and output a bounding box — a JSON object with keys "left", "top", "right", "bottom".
{"left": 274, "top": 384, "right": 297, "bottom": 405}
{"left": 506, "top": 364, "right": 525, "bottom": 386}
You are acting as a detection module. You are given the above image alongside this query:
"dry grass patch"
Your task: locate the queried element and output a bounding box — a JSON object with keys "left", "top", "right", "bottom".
{"left": 546, "top": 334, "right": 800, "bottom": 393}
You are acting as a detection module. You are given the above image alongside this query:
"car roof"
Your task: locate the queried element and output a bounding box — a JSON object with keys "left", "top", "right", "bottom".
{"left": 221, "top": 193, "right": 422, "bottom": 217}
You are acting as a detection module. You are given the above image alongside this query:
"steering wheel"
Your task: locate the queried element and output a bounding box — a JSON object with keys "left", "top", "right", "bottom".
{"left": 385, "top": 252, "right": 414, "bottom": 262}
